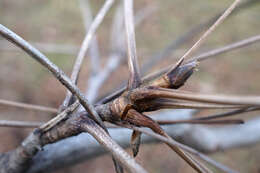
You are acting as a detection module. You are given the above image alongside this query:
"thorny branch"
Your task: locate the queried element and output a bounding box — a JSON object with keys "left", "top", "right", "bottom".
{"left": 1, "top": 0, "right": 260, "bottom": 173}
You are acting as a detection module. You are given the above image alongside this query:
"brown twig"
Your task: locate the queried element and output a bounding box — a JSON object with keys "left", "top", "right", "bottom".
{"left": 134, "top": 87, "right": 260, "bottom": 106}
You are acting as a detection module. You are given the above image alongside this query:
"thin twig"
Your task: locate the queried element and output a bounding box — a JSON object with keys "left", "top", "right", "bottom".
{"left": 150, "top": 99, "right": 244, "bottom": 109}
{"left": 0, "top": 98, "right": 57, "bottom": 113}
{"left": 124, "top": 0, "right": 142, "bottom": 89}
{"left": 190, "top": 34, "right": 260, "bottom": 62}
{"left": 62, "top": 0, "right": 114, "bottom": 107}
{"left": 0, "top": 24, "right": 105, "bottom": 129}
{"left": 84, "top": 3, "right": 125, "bottom": 104}
{"left": 39, "top": 101, "right": 80, "bottom": 132}
{"left": 178, "top": 0, "right": 241, "bottom": 62}
{"left": 79, "top": 0, "right": 101, "bottom": 75}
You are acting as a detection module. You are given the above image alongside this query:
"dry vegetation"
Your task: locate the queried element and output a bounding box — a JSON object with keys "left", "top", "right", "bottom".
{"left": 0, "top": 0, "right": 260, "bottom": 173}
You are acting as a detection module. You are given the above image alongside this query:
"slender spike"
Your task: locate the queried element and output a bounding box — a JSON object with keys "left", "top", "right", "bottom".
{"left": 124, "top": 0, "right": 142, "bottom": 89}
{"left": 150, "top": 99, "right": 244, "bottom": 110}
{"left": 178, "top": 0, "right": 242, "bottom": 62}
{"left": 135, "top": 87, "right": 260, "bottom": 106}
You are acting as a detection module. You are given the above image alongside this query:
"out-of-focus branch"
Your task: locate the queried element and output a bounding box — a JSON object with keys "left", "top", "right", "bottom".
{"left": 0, "top": 120, "right": 42, "bottom": 128}
{"left": 79, "top": 0, "right": 101, "bottom": 75}
{"left": 83, "top": 3, "right": 125, "bottom": 104}
{"left": 0, "top": 40, "right": 78, "bottom": 55}
{"left": 62, "top": 0, "right": 114, "bottom": 108}
{"left": 190, "top": 34, "right": 260, "bottom": 62}
{"left": 0, "top": 98, "right": 57, "bottom": 113}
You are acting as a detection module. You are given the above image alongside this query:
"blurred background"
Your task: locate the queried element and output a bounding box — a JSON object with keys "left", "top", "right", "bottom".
{"left": 0, "top": 0, "right": 260, "bottom": 172}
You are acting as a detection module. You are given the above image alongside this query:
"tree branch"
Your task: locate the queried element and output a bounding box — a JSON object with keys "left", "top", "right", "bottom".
{"left": 24, "top": 110, "right": 260, "bottom": 173}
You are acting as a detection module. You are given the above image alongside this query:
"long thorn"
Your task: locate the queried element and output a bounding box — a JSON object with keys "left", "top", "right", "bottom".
{"left": 124, "top": 0, "right": 142, "bottom": 89}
